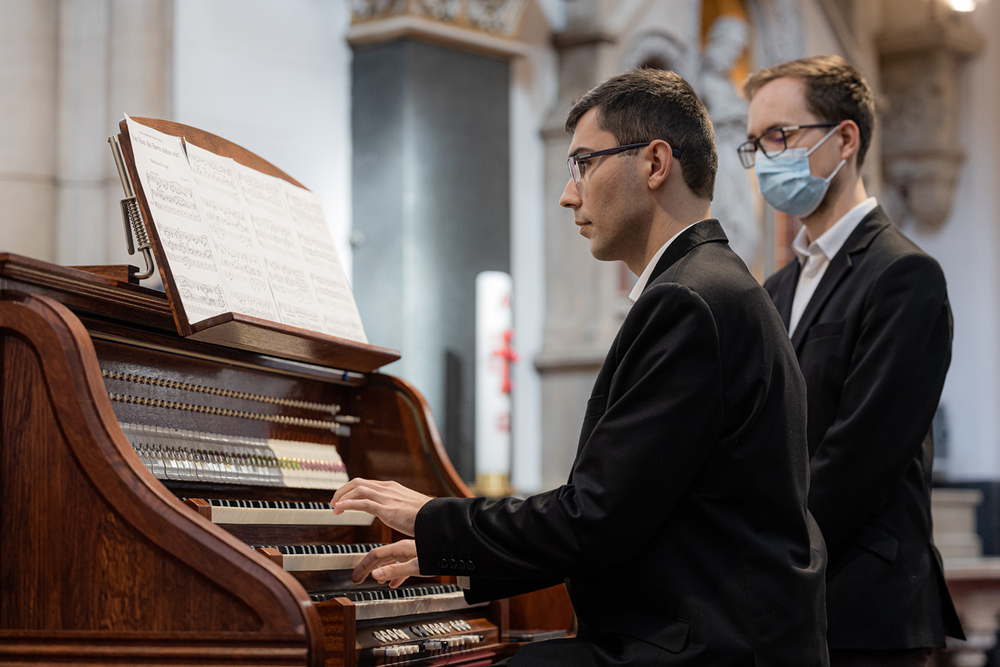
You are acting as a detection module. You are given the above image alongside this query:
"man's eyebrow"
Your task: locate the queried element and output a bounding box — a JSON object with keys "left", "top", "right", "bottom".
{"left": 569, "top": 146, "right": 593, "bottom": 158}
{"left": 747, "top": 123, "right": 793, "bottom": 140}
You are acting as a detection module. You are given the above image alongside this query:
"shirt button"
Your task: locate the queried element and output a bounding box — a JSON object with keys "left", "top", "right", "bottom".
{"left": 467, "top": 561, "right": 475, "bottom": 572}
{"left": 449, "top": 559, "right": 457, "bottom": 569}
{"left": 457, "top": 560, "right": 466, "bottom": 570}
{"left": 438, "top": 558, "right": 449, "bottom": 569}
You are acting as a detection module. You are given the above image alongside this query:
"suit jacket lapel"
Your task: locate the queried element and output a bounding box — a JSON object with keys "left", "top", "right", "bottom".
{"left": 772, "top": 263, "right": 799, "bottom": 331}
{"left": 642, "top": 219, "right": 729, "bottom": 294}
{"left": 789, "top": 207, "right": 892, "bottom": 352}
{"left": 790, "top": 251, "right": 852, "bottom": 352}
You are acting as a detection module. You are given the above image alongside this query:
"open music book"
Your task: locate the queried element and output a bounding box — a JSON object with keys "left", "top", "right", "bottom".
{"left": 125, "top": 115, "right": 367, "bottom": 344}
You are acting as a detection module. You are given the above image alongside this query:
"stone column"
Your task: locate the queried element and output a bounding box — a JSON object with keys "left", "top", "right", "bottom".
{"left": 55, "top": 0, "right": 111, "bottom": 266}
{"left": 103, "top": 0, "right": 173, "bottom": 267}
{"left": 534, "top": 25, "right": 627, "bottom": 489}
{"left": 0, "top": 0, "right": 59, "bottom": 261}
{"left": 50, "top": 0, "right": 172, "bottom": 269}
{"left": 348, "top": 3, "right": 527, "bottom": 482}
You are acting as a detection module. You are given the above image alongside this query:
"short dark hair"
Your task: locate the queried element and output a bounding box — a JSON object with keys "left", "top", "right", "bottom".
{"left": 743, "top": 55, "right": 875, "bottom": 167}
{"left": 566, "top": 69, "right": 717, "bottom": 200}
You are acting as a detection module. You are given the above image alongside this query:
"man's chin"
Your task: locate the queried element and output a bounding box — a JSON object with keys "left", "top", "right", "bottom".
{"left": 589, "top": 241, "right": 615, "bottom": 262}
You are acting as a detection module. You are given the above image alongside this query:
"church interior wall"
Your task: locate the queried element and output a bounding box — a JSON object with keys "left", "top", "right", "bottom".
{"left": 57, "top": 0, "right": 113, "bottom": 268}
{"left": 173, "top": 0, "right": 355, "bottom": 277}
{"left": 0, "top": 0, "right": 59, "bottom": 263}
{"left": 0, "top": 0, "right": 174, "bottom": 270}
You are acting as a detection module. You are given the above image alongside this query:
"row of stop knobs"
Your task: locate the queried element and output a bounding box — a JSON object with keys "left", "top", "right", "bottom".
{"left": 372, "top": 634, "right": 483, "bottom": 657}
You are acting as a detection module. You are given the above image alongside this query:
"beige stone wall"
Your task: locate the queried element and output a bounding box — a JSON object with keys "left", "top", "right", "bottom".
{"left": 0, "top": 0, "right": 172, "bottom": 270}
{"left": 0, "top": 0, "right": 59, "bottom": 261}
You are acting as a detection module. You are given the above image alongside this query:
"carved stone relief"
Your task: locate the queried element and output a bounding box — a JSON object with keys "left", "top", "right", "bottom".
{"left": 878, "top": 17, "right": 984, "bottom": 230}
{"left": 620, "top": 30, "right": 694, "bottom": 80}
{"left": 699, "top": 16, "right": 759, "bottom": 268}
{"left": 351, "top": 0, "right": 527, "bottom": 35}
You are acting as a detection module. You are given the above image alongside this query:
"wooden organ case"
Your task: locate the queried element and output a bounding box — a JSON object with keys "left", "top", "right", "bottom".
{"left": 0, "top": 123, "right": 571, "bottom": 666}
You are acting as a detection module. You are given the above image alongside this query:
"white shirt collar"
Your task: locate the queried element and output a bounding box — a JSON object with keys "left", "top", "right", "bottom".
{"left": 792, "top": 197, "right": 878, "bottom": 266}
{"left": 628, "top": 221, "right": 701, "bottom": 305}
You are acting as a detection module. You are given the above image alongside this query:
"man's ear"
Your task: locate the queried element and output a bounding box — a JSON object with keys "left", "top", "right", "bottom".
{"left": 647, "top": 140, "right": 673, "bottom": 190}
{"left": 838, "top": 120, "right": 861, "bottom": 162}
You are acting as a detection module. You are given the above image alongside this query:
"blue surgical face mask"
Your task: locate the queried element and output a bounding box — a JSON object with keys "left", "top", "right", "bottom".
{"left": 754, "top": 124, "right": 846, "bottom": 218}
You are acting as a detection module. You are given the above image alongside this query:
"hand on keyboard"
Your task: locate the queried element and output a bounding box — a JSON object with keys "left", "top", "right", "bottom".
{"left": 351, "top": 539, "right": 420, "bottom": 588}
{"left": 331, "top": 478, "right": 432, "bottom": 536}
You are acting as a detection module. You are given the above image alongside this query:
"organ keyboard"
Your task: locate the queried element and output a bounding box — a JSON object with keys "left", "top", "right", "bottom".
{"left": 254, "top": 543, "right": 386, "bottom": 572}
{"left": 183, "top": 498, "right": 375, "bottom": 526}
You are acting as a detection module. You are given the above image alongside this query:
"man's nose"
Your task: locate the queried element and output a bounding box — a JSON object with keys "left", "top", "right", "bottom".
{"left": 559, "top": 178, "right": 580, "bottom": 209}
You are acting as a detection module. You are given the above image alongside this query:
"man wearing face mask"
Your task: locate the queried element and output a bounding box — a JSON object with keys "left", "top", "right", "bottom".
{"left": 742, "top": 56, "right": 963, "bottom": 666}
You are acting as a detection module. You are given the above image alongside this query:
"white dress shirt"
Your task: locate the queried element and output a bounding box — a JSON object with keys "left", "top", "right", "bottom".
{"left": 628, "top": 221, "right": 702, "bottom": 306}
{"left": 788, "top": 197, "right": 878, "bottom": 336}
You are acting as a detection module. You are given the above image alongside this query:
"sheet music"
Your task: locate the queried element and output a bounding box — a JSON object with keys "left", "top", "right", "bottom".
{"left": 125, "top": 117, "right": 230, "bottom": 324}
{"left": 186, "top": 142, "right": 280, "bottom": 322}
{"left": 283, "top": 183, "right": 368, "bottom": 343}
{"left": 125, "top": 116, "right": 368, "bottom": 343}
{"left": 234, "top": 163, "right": 325, "bottom": 334}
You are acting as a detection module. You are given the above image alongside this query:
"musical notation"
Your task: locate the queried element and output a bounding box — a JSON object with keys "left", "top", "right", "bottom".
{"left": 125, "top": 116, "right": 368, "bottom": 341}
{"left": 161, "top": 226, "right": 217, "bottom": 272}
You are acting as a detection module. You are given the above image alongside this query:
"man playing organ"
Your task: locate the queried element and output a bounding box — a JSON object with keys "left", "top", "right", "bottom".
{"left": 333, "top": 68, "right": 830, "bottom": 666}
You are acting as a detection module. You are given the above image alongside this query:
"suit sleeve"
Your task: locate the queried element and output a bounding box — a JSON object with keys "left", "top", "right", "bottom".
{"left": 808, "top": 254, "right": 952, "bottom": 551}
{"left": 414, "top": 283, "right": 725, "bottom": 579}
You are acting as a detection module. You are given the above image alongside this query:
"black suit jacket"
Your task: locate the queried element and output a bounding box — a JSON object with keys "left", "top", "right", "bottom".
{"left": 415, "top": 221, "right": 828, "bottom": 666}
{"left": 764, "top": 206, "right": 963, "bottom": 649}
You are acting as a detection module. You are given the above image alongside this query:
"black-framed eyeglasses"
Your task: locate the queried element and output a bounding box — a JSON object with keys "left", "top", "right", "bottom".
{"left": 567, "top": 142, "right": 681, "bottom": 183}
{"left": 737, "top": 123, "right": 837, "bottom": 169}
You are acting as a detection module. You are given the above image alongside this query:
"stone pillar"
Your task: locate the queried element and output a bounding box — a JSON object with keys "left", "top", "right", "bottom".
{"left": 55, "top": 0, "right": 112, "bottom": 266}
{"left": 535, "top": 27, "right": 627, "bottom": 489}
{"left": 0, "top": 0, "right": 172, "bottom": 268}
{"left": 0, "top": 0, "right": 59, "bottom": 261}
{"left": 349, "top": 6, "right": 526, "bottom": 482}
{"left": 103, "top": 0, "right": 173, "bottom": 266}
{"left": 50, "top": 0, "right": 172, "bottom": 269}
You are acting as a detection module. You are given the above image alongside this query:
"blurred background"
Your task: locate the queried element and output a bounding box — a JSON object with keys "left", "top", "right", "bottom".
{"left": 1, "top": 0, "right": 997, "bottom": 558}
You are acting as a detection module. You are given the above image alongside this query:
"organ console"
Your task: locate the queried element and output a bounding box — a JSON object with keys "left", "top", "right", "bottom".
{"left": 0, "top": 123, "right": 572, "bottom": 667}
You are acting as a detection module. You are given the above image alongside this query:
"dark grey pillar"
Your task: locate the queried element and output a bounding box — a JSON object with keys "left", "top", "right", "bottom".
{"left": 352, "top": 40, "right": 510, "bottom": 482}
